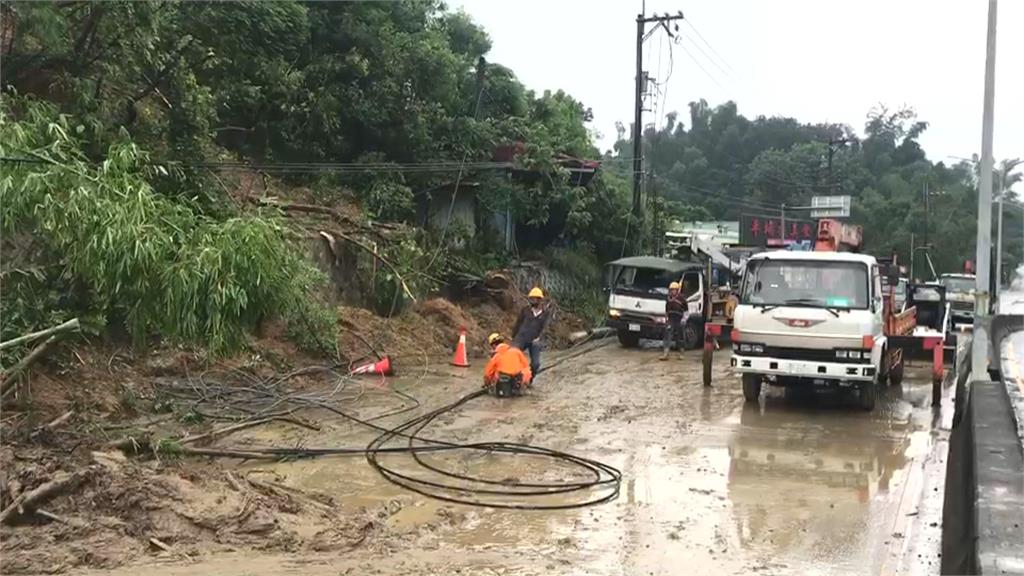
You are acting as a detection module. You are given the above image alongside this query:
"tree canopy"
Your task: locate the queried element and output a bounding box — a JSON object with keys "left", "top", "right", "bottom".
{"left": 2, "top": 0, "right": 1020, "bottom": 356}
{"left": 608, "top": 99, "right": 1022, "bottom": 278}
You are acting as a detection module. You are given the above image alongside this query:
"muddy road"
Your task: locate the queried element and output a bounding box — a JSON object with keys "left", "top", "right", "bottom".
{"left": 79, "top": 342, "right": 951, "bottom": 576}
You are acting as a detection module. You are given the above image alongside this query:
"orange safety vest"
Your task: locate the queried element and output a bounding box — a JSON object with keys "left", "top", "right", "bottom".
{"left": 484, "top": 343, "right": 533, "bottom": 385}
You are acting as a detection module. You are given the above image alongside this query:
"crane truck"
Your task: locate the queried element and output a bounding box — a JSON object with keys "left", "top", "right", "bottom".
{"left": 712, "top": 219, "right": 948, "bottom": 411}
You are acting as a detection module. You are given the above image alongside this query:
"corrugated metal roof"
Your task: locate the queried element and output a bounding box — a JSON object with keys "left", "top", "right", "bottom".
{"left": 606, "top": 256, "right": 701, "bottom": 271}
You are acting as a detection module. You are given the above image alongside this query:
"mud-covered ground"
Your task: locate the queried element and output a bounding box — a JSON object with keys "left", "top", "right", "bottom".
{"left": 4, "top": 341, "right": 952, "bottom": 576}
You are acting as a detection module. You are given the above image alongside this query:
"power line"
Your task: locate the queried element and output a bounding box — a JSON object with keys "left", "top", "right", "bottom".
{"left": 648, "top": 172, "right": 785, "bottom": 212}
{"left": 676, "top": 38, "right": 724, "bottom": 91}
{"left": 683, "top": 18, "right": 736, "bottom": 75}
{"left": 679, "top": 28, "right": 731, "bottom": 80}
{"left": 0, "top": 155, "right": 517, "bottom": 173}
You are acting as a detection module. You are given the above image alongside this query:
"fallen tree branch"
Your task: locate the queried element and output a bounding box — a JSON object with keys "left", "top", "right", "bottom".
{"left": 149, "top": 534, "right": 193, "bottom": 561}
{"left": 319, "top": 230, "right": 417, "bottom": 303}
{"left": 0, "top": 470, "right": 89, "bottom": 524}
{"left": 105, "top": 434, "right": 151, "bottom": 453}
{"left": 224, "top": 471, "right": 245, "bottom": 492}
{"left": 35, "top": 508, "right": 70, "bottom": 525}
{"left": 29, "top": 410, "right": 74, "bottom": 440}
{"left": 245, "top": 475, "right": 333, "bottom": 514}
{"left": 1, "top": 335, "right": 58, "bottom": 402}
{"left": 178, "top": 447, "right": 275, "bottom": 460}
{"left": 179, "top": 416, "right": 315, "bottom": 446}
{"left": 149, "top": 537, "right": 174, "bottom": 553}
{"left": 109, "top": 437, "right": 274, "bottom": 460}
{"left": 0, "top": 318, "right": 80, "bottom": 351}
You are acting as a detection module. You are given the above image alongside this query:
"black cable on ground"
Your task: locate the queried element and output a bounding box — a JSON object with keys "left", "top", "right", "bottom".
{"left": 167, "top": 337, "right": 621, "bottom": 509}
{"left": 364, "top": 388, "right": 622, "bottom": 509}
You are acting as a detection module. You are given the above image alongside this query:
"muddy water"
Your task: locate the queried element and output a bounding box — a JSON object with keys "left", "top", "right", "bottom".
{"left": 82, "top": 345, "right": 949, "bottom": 576}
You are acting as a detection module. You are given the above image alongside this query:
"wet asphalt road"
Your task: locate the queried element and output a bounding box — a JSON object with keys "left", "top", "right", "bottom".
{"left": 84, "top": 342, "right": 952, "bottom": 576}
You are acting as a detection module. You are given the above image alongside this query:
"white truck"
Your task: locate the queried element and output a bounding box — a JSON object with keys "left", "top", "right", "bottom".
{"left": 731, "top": 237, "right": 890, "bottom": 411}
{"left": 938, "top": 272, "right": 976, "bottom": 327}
{"left": 604, "top": 256, "right": 707, "bottom": 349}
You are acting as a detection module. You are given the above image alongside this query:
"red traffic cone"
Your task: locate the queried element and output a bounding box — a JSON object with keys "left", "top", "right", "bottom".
{"left": 352, "top": 356, "right": 393, "bottom": 376}
{"left": 451, "top": 328, "right": 470, "bottom": 367}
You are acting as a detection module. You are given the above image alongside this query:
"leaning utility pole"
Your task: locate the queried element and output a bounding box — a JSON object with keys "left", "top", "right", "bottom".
{"left": 972, "top": 0, "right": 997, "bottom": 382}
{"left": 632, "top": 10, "right": 684, "bottom": 233}
{"left": 825, "top": 136, "right": 851, "bottom": 190}
{"left": 632, "top": 16, "right": 644, "bottom": 222}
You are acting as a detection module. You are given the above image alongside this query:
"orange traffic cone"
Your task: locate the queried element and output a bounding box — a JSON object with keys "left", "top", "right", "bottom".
{"left": 352, "top": 356, "right": 393, "bottom": 376}
{"left": 451, "top": 327, "right": 470, "bottom": 367}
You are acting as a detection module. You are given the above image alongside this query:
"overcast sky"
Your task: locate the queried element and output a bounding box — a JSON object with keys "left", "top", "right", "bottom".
{"left": 455, "top": 0, "right": 1022, "bottom": 165}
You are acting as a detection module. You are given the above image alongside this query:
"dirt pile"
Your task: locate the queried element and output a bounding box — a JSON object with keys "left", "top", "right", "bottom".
{"left": 336, "top": 278, "right": 591, "bottom": 364}
{"left": 0, "top": 446, "right": 389, "bottom": 574}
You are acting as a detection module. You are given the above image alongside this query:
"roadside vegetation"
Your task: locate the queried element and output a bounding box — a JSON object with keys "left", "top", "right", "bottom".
{"left": 1, "top": 0, "right": 1020, "bottom": 364}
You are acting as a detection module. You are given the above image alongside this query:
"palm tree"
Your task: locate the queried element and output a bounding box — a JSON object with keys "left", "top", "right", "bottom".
{"left": 997, "top": 158, "right": 1023, "bottom": 198}
{"left": 995, "top": 158, "right": 1022, "bottom": 289}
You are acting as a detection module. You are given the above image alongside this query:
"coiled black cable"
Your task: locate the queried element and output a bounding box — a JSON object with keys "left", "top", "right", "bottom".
{"left": 365, "top": 388, "right": 622, "bottom": 509}
{"left": 172, "top": 338, "right": 622, "bottom": 509}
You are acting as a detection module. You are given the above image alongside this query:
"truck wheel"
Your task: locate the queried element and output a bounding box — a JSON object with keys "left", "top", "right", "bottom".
{"left": 888, "top": 356, "right": 904, "bottom": 386}
{"left": 617, "top": 330, "right": 640, "bottom": 348}
{"left": 742, "top": 374, "right": 762, "bottom": 402}
{"left": 682, "top": 322, "right": 701, "bottom": 350}
{"left": 858, "top": 382, "right": 876, "bottom": 411}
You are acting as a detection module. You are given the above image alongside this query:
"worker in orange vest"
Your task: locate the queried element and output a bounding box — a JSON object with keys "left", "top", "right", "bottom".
{"left": 484, "top": 333, "right": 532, "bottom": 396}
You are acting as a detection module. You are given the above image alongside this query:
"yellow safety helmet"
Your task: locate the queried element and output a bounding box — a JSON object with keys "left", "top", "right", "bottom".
{"left": 669, "top": 281, "right": 682, "bottom": 290}
{"left": 528, "top": 287, "right": 545, "bottom": 299}
{"left": 487, "top": 332, "right": 504, "bottom": 346}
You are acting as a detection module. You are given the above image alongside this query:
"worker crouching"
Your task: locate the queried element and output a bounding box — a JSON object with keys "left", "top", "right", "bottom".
{"left": 483, "top": 333, "right": 532, "bottom": 397}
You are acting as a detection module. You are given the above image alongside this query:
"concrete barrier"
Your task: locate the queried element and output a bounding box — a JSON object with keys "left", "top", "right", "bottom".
{"left": 942, "top": 301, "right": 1024, "bottom": 575}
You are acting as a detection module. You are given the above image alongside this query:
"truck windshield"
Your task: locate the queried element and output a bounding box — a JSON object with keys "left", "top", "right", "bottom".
{"left": 614, "top": 266, "right": 681, "bottom": 296}
{"left": 741, "top": 260, "right": 869, "bottom": 309}
{"left": 940, "top": 277, "right": 975, "bottom": 293}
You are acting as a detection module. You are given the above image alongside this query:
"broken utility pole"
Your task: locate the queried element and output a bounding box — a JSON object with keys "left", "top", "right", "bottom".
{"left": 632, "top": 10, "right": 684, "bottom": 248}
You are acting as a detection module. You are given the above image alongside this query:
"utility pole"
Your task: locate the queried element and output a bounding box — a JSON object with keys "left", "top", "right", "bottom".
{"left": 631, "top": 10, "right": 684, "bottom": 244}
{"left": 650, "top": 171, "right": 660, "bottom": 255}
{"left": 910, "top": 233, "right": 916, "bottom": 281}
{"left": 826, "top": 136, "right": 851, "bottom": 190}
{"left": 632, "top": 15, "right": 644, "bottom": 223}
{"left": 972, "top": 0, "right": 997, "bottom": 382}
{"left": 923, "top": 180, "right": 930, "bottom": 250}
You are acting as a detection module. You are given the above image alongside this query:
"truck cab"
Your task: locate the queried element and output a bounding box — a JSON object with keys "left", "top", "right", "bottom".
{"left": 938, "top": 273, "right": 976, "bottom": 327}
{"left": 731, "top": 250, "right": 886, "bottom": 410}
{"left": 605, "top": 257, "right": 705, "bottom": 349}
